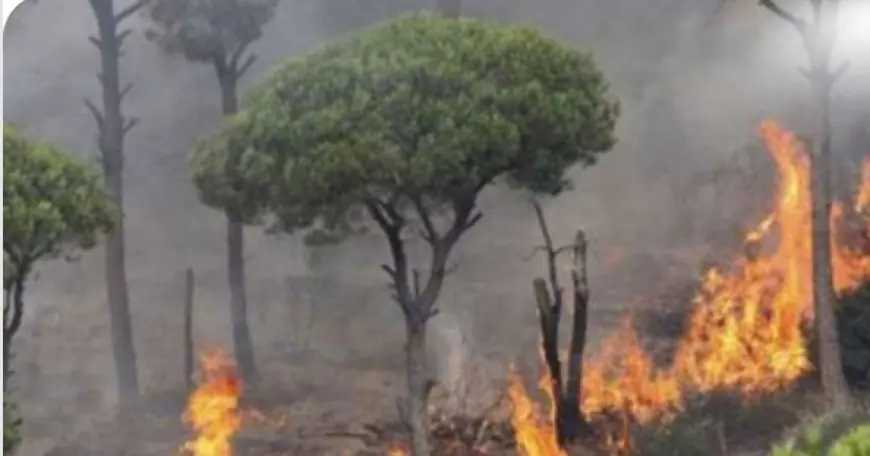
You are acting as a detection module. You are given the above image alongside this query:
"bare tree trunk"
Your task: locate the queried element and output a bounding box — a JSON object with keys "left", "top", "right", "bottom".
{"left": 562, "top": 231, "right": 590, "bottom": 441}
{"left": 530, "top": 200, "right": 590, "bottom": 445}
{"left": 405, "top": 319, "right": 431, "bottom": 456}
{"left": 216, "top": 73, "right": 259, "bottom": 386}
{"left": 757, "top": 0, "right": 851, "bottom": 410}
{"left": 88, "top": 0, "right": 145, "bottom": 409}
{"left": 809, "top": 62, "right": 851, "bottom": 409}
{"left": 183, "top": 267, "right": 195, "bottom": 391}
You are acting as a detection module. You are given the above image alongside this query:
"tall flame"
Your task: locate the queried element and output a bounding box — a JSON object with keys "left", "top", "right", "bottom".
{"left": 181, "top": 348, "right": 243, "bottom": 456}
{"left": 578, "top": 120, "right": 870, "bottom": 425}
{"left": 507, "top": 120, "right": 870, "bottom": 455}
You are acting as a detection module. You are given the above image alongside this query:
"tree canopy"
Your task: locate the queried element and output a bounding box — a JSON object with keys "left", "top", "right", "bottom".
{"left": 144, "top": 0, "right": 278, "bottom": 74}
{"left": 3, "top": 126, "right": 115, "bottom": 284}
{"left": 192, "top": 13, "right": 619, "bottom": 241}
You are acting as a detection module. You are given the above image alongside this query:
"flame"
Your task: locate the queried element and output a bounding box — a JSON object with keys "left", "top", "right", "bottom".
{"left": 507, "top": 368, "right": 567, "bottom": 456}
{"left": 580, "top": 120, "right": 870, "bottom": 423}
{"left": 506, "top": 120, "right": 870, "bottom": 454}
{"left": 181, "top": 348, "right": 243, "bottom": 456}
{"left": 387, "top": 445, "right": 409, "bottom": 456}
{"left": 671, "top": 120, "right": 815, "bottom": 396}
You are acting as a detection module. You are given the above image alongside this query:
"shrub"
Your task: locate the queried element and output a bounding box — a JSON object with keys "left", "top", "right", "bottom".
{"left": 835, "top": 282, "right": 870, "bottom": 390}
{"left": 630, "top": 390, "right": 806, "bottom": 456}
{"left": 4, "top": 400, "right": 22, "bottom": 454}
{"left": 770, "top": 411, "right": 870, "bottom": 456}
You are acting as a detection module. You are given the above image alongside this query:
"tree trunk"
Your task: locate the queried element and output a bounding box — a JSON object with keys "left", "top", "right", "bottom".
{"left": 227, "top": 217, "right": 258, "bottom": 385}
{"left": 3, "top": 277, "right": 25, "bottom": 389}
{"left": 809, "top": 62, "right": 851, "bottom": 408}
{"left": 218, "top": 74, "right": 259, "bottom": 386}
{"left": 562, "top": 231, "right": 590, "bottom": 441}
{"left": 89, "top": 0, "right": 139, "bottom": 408}
{"left": 183, "top": 267, "right": 195, "bottom": 391}
{"left": 405, "top": 319, "right": 431, "bottom": 456}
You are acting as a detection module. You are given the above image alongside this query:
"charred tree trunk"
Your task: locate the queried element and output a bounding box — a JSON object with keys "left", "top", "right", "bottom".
{"left": 562, "top": 231, "right": 590, "bottom": 441}
{"left": 216, "top": 67, "right": 259, "bottom": 386}
{"left": 183, "top": 267, "right": 195, "bottom": 391}
{"left": 757, "top": 0, "right": 851, "bottom": 408}
{"left": 530, "top": 199, "right": 590, "bottom": 445}
{"left": 87, "top": 0, "right": 147, "bottom": 409}
{"left": 533, "top": 279, "right": 567, "bottom": 439}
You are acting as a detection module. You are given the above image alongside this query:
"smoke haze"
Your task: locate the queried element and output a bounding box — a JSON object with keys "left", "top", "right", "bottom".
{"left": 3, "top": 0, "right": 868, "bottom": 453}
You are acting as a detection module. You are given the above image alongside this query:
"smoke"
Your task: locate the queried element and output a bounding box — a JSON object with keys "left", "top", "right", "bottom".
{"left": 4, "top": 0, "right": 869, "bottom": 452}
{"left": 430, "top": 311, "right": 470, "bottom": 412}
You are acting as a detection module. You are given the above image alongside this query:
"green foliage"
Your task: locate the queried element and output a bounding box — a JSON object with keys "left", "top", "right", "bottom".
{"left": 836, "top": 281, "right": 870, "bottom": 389}
{"left": 143, "top": 0, "right": 278, "bottom": 64}
{"left": 4, "top": 400, "right": 22, "bottom": 454}
{"left": 770, "top": 412, "right": 870, "bottom": 456}
{"left": 630, "top": 390, "right": 803, "bottom": 456}
{"left": 200, "top": 12, "right": 618, "bottom": 236}
{"left": 3, "top": 126, "right": 115, "bottom": 283}
{"left": 189, "top": 116, "right": 276, "bottom": 222}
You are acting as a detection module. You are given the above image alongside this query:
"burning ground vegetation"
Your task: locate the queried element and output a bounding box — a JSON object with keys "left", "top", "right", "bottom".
{"left": 178, "top": 119, "right": 870, "bottom": 456}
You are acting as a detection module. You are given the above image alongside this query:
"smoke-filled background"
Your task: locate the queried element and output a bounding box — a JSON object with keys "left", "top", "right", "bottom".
{"left": 4, "top": 0, "right": 869, "bottom": 453}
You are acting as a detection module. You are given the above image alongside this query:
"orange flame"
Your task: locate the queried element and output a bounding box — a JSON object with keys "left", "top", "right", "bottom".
{"left": 507, "top": 368, "right": 567, "bottom": 456}
{"left": 580, "top": 120, "right": 870, "bottom": 424}
{"left": 181, "top": 348, "right": 243, "bottom": 456}
{"left": 387, "top": 445, "right": 409, "bottom": 456}
{"left": 507, "top": 120, "right": 870, "bottom": 453}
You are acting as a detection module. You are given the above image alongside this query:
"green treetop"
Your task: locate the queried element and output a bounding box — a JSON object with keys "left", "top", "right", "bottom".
{"left": 190, "top": 14, "right": 619, "bottom": 453}
{"left": 3, "top": 126, "right": 115, "bottom": 382}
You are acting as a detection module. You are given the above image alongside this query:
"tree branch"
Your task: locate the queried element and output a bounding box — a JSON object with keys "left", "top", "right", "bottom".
{"left": 84, "top": 98, "right": 104, "bottom": 129}
{"left": 758, "top": 0, "right": 809, "bottom": 35}
{"left": 88, "top": 35, "right": 103, "bottom": 51}
{"left": 411, "top": 195, "right": 437, "bottom": 243}
{"left": 381, "top": 264, "right": 398, "bottom": 280}
{"left": 230, "top": 40, "right": 252, "bottom": 69}
{"left": 531, "top": 198, "right": 563, "bottom": 302}
{"left": 831, "top": 60, "right": 850, "bottom": 82}
{"left": 116, "top": 28, "right": 132, "bottom": 50}
{"left": 119, "top": 82, "right": 133, "bottom": 102}
{"left": 237, "top": 54, "right": 257, "bottom": 78}
{"left": 115, "top": 0, "right": 150, "bottom": 23}
{"left": 463, "top": 211, "right": 483, "bottom": 234}
{"left": 366, "top": 200, "right": 412, "bottom": 316}
{"left": 123, "top": 117, "right": 140, "bottom": 135}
